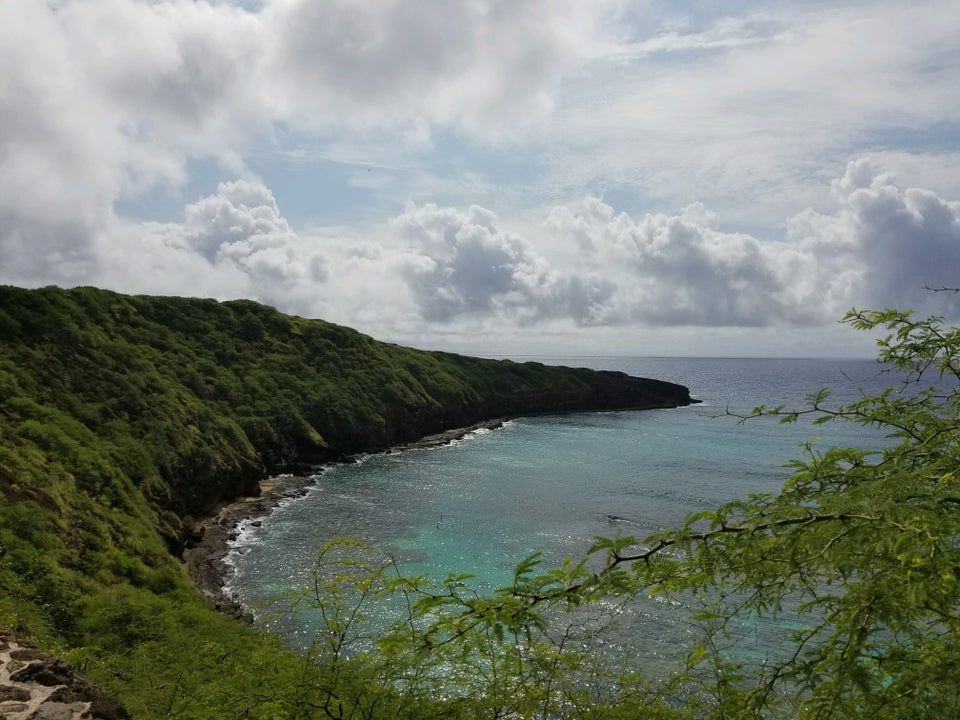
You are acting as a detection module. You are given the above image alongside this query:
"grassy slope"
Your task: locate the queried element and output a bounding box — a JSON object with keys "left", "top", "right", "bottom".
{"left": 0, "top": 285, "right": 690, "bottom": 718}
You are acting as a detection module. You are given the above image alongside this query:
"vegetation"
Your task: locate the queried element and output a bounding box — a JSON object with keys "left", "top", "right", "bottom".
{"left": 3, "top": 283, "right": 957, "bottom": 718}
{"left": 0, "top": 284, "right": 689, "bottom": 718}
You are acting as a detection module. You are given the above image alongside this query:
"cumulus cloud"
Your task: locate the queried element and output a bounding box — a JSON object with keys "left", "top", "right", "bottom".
{"left": 0, "top": 0, "right": 267, "bottom": 289}
{"left": 790, "top": 160, "right": 960, "bottom": 315}
{"left": 40, "top": 162, "right": 960, "bottom": 341}
{"left": 0, "top": 0, "right": 611, "bottom": 292}
{"left": 545, "top": 198, "right": 814, "bottom": 326}
{"left": 540, "top": 162, "right": 960, "bottom": 327}
{"left": 394, "top": 203, "right": 617, "bottom": 325}
{"left": 183, "top": 182, "right": 285, "bottom": 259}
{"left": 95, "top": 181, "right": 328, "bottom": 313}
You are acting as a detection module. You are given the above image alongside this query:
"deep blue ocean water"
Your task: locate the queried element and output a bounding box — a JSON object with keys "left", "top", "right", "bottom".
{"left": 225, "top": 357, "right": 900, "bottom": 669}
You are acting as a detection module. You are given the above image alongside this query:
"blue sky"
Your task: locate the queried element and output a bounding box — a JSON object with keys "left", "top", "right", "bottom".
{"left": 3, "top": 0, "right": 960, "bottom": 357}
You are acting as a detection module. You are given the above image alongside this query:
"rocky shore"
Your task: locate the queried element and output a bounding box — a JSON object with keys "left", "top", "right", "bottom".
{"left": 182, "top": 419, "right": 505, "bottom": 617}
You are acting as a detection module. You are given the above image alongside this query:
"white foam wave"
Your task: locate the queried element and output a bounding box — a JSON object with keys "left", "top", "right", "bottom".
{"left": 220, "top": 516, "right": 269, "bottom": 598}
{"left": 233, "top": 518, "right": 267, "bottom": 547}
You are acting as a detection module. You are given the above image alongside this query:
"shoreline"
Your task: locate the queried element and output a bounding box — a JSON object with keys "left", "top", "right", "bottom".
{"left": 181, "top": 419, "right": 505, "bottom": 618}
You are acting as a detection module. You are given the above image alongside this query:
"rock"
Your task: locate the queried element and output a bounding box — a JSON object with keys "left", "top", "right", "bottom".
{"left": 0, "top": 685, "right": 32, "bottom": 702}
{"left": 46, "top": 688, "right": 83, "bottom": 704}
{"left": 30, "top": 700, "right": 83, "bottom": 719}
{"left": 0, "top": 701, "right": 32, "bottom": 714}
{"left": 0, "top": 634, "right": 129, "bottom": 720}
{"left": 84, "top": 694, "right": 130, "bottom": 720}
{"left": 47, "top": 687, "right": 129, "bottom": 720}
{"left": 10, "top": 659, "right": 75, "bottom": 686}
{"left": 9, "top": 649, "right": 51, "bottom": 662}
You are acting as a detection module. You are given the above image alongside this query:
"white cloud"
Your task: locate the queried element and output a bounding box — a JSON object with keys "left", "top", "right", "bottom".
{"left": 92, "top": 181, "right": 325, "bottom": 313}
{"left": 8, "top": 155, "right": 951, "bottom": 344}
{"left": 789, "top": 160, "right": 960, "bottom": 315}
{"left": 548, "top": 1, "right": 960, "bottom": 224}
{"left": 261, "top": 0, "right": 612, "bottom": 136}
{"left": 2, "top": 1, "right": 959, "bottom": 356}
{"left": 185, "top": 181, "right": 297, "bottom": 260}
{"left": 542, "top": 161, "right": 960, "bottom": 328}
{"left": 394, "top": 203, "right": 617, "bottom": 325}
{"left": 0, "top": 0, "right": 267, "bottom": 289}
{"left": 0, "top": 0, "right": 612, "bottom": 290}
{"left": 353, "top": 163, "right": 960, "bottom": 332}
{"left": 546, "top": 197, "right": 827, "bottom": 327}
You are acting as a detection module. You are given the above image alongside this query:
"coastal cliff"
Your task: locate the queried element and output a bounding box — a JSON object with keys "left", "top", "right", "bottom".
{"left": 0, "top": 284, "right": 693, "bottom": 717}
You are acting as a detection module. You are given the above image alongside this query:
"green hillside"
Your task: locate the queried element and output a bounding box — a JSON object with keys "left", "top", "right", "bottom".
{"left": 0, "top": 285, "right": 691, "bottom": 717}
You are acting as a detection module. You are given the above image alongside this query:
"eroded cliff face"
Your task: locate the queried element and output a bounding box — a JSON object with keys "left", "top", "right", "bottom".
{"left": 311, "top": 372, "right": 692, "bottom": 459}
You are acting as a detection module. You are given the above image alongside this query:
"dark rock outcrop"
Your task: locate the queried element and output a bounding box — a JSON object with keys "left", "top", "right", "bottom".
{"left": 0, "top": 631, "right": 129, "bottom": 720}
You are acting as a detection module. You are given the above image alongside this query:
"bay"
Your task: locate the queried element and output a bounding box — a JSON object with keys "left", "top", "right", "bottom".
{"left": 226, "top": 356, "right": 898, "bottom": 665}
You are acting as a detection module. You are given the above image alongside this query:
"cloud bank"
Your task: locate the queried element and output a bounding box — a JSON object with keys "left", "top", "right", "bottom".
{"left": 2, "top": 1, "right": 959, "bottom": 354}
{"left": 60, "top": 161, "right": 960, "bottom": 344}
{"left": 0, "top": 0, "right": 608, "bottom": 284}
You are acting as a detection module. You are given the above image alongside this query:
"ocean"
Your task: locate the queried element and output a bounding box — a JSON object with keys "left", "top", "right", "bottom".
{"left": 224, "top": 356, "right": 899, "bottom": 671}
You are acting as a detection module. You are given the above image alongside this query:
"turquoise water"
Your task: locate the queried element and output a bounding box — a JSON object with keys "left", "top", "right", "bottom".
{"left": 226, "top": 357, "right": 897, "bottom": 665}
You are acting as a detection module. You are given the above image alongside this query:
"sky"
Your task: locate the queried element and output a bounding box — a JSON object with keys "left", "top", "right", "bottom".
{"left": 2, "top": 0, "right": 960, "bottom": 358}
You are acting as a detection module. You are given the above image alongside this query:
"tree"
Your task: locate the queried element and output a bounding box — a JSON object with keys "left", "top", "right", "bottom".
{"left": 299, "top": 307, "right": 960, "bottom": 719}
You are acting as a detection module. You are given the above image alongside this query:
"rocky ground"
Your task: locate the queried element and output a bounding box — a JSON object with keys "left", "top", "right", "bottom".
{"left": 0, "top": 631, "right": 128, "bottom": 720}
{"left": 182, "top": 472, "right": 318, "bottom": 619}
